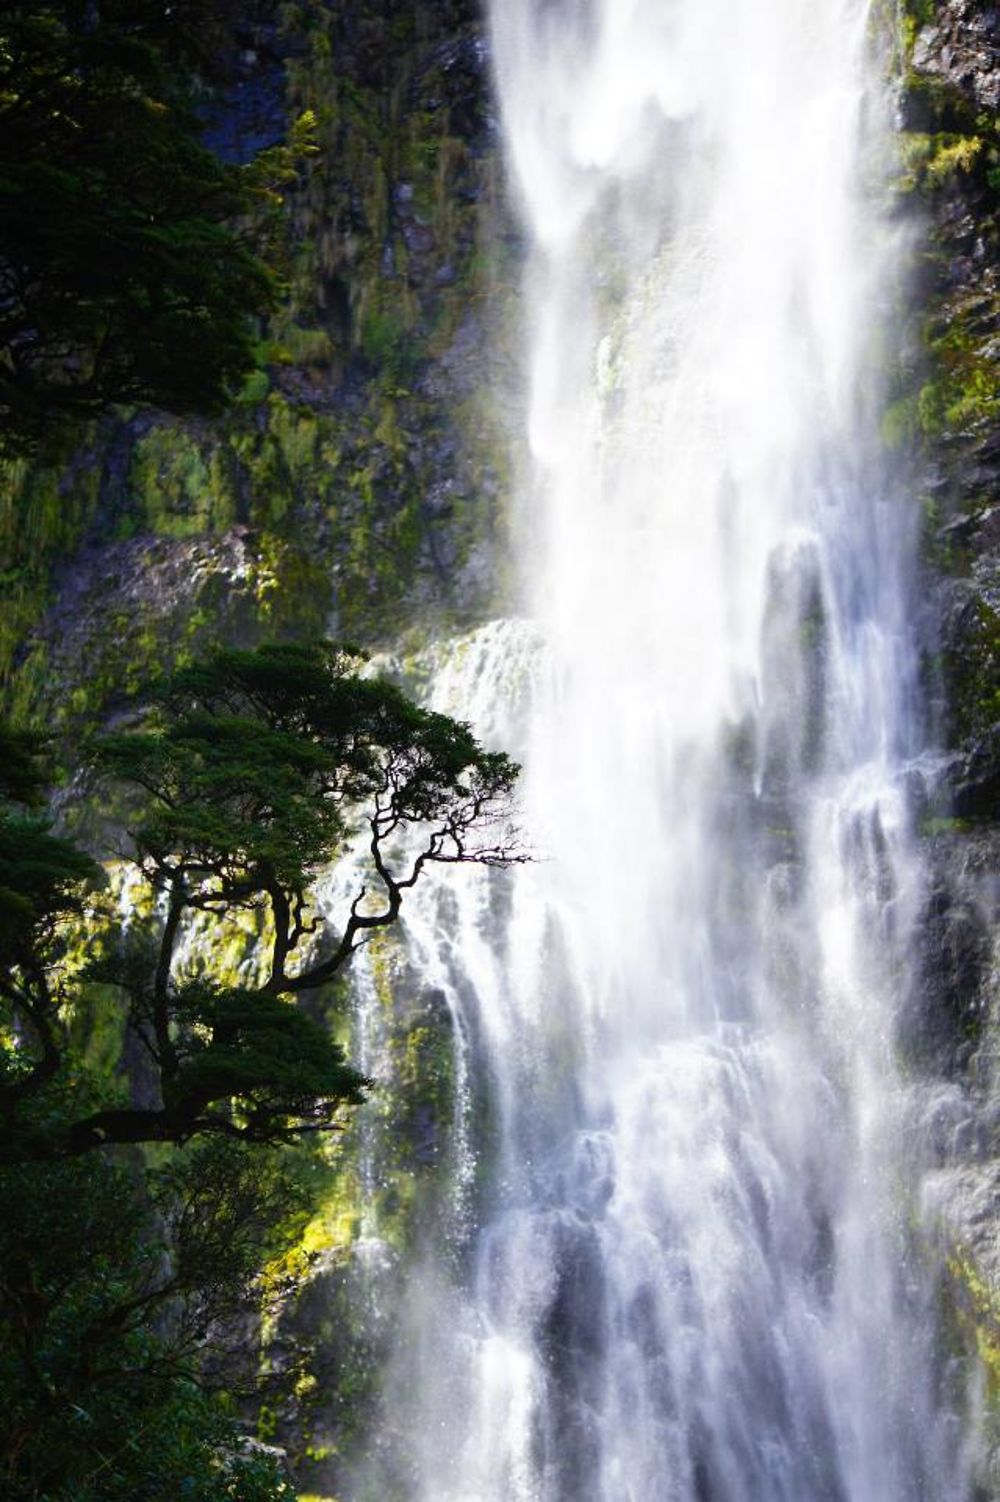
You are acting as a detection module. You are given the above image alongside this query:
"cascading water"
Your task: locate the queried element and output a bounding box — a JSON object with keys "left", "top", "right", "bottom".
{"left": 351, "top": 2, "right": 976, "bottom": 1497}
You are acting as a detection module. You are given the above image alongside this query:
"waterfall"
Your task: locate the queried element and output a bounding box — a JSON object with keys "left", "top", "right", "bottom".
{"left": 351, "top": 2, "right": 974, "bottom": 1498}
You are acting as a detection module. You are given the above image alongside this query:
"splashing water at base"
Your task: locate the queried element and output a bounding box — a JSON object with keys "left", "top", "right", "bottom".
{"left": 351, "top": 2, "right": 975, "bottom": 1498}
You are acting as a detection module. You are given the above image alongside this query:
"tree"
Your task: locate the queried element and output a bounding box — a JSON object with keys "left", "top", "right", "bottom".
{"left": 0, "top": 723, "right": 309, "bottom": 1498}
{"left": 0, "top": 2, "right": 284, "bottom": 452}
{"left": 0, "top": 641, "right": 522, "bottom": 1161}
{"left": 0, "top": 725, "right": 99, "bottom": 1109}
{"left": 0, "top": 1133, "right": 308, "bottom": 1501}
{"left": 0, "top": 640, "right": 522, "bottom": 1489}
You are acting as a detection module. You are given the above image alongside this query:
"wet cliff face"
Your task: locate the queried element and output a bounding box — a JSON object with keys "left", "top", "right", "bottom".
{"left": 0, "top": 0, "right": 521, "bottom": 740}
{"left": 899, "top": 0, "right": 1000, "bottom": 1078}
{"left": 895, "top": 1, "right": 1000, "bottom": 1484}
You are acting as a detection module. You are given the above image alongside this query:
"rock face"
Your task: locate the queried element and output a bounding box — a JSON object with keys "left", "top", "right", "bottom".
{"left": 895, "top": 0, "right": 1000, "bottom": 1485}
{"left": 901, "top": 0, "right": 1000, "bottom": 1052}
{"left": 911, "top": 0, "right": 1000, "bottom": 112}
{"left": 0, "top": 0, "right": 520, "bottom": 741}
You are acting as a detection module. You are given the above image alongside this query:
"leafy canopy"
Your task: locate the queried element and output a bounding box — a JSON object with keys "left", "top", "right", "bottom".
{"left": 0, "top": 726, "right": 98, "bottom": 1107}
{"left": 0, "top": 641, "right": 522, "bottom": 1160}
{"left": 0, "top": 1132, "right": 305, "bottom": 1502}
{"left": 0, "top": 2, "right": 282, "bottom": 451}
{"left": 0, "top": 630, "right": 522, "bottom": 1495}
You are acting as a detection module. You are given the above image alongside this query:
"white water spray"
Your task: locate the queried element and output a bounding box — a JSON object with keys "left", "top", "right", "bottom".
{"left": 355, "top": 2, "right": 973, "bottom": 1498}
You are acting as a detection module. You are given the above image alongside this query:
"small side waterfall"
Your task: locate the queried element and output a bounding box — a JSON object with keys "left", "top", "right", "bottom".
{"left": 348, "top": 2, "right": 975, "bottom": 1498}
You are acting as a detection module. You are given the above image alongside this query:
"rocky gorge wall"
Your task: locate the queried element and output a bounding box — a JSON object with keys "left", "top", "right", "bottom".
{"left": 890, "top": 0, "right": 1000, "bottom": 1492}
{"left": 0, "top": 0, "right": 520, "bottom": 741}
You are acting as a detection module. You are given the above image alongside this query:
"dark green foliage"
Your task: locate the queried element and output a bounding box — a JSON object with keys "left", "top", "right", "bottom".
{"left": 0, "top": 1135, "right": 306, "bottom": 1500}
{"left": 0, "top": 642, "right": 521, "bottom": 1494}
{"left": 165, "top": 983, "right": 367, "bottom": 1139}
{"left": 93, "top": 641, "right": 522, "bottom": 994}
{"left": 0, "top": 3, "right": 279, "bottom": 452}
{"left": 0, "top": 722, "right": 49, "bottom": 804}
{"left": 0, "top": 726, "right": 98, "bottom": 1102}
{"left": 0, "top": 641, "right": 520, "bottom": 1159}
{"left": 0, "top": 811, "right": 95, "bottom": 963}
{"left": 99, "top": 713, "right": 348, "bottom": 895}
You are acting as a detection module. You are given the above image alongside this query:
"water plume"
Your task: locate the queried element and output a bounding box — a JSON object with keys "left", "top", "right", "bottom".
{"left": 352, "top": 3, "right": 972, "bottom": 1496}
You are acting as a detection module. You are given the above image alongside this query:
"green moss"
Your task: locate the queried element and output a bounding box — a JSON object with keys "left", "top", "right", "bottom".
{"left": 176, "top": 901, "right": 275, "bottom": 991}
{"left": 250, "top": 533, "right": 333, "bottom": 636}
{"left": 237, "top": 368, "right": 272, "bottom": 405}
{"left": 129, "top": 426, "right": 238, "bottom": 537}
{"left": 393, "top": 1021, "right": 455, "bottom": 1126}
{"left": 919, "top": 815, "right": 976, "bottom": 837}
{"left": 0, "top": 445, "right": 102, "bottom": 681}
{"left": 905, "top": 305, "right": 1000, "bottom": 447}
{"left": 884, "top": 232, "right": 999, "bottom": 567}
{"left": 944, "top": 599, "right": 1000, "bottom": 741}
{"left": 263, "top": 1170, "right": 363, "bottom": 1298}
{"left": 947, "top": 1248, "right": 1000, "bottom": 1405}
{"left": 895, "top": 131, "right": 984, "bottom": 194}
{"left": 884, "top": 4, "right": 1000, "bottom": 589}
{"left": 5, "top": 526, "right": 332, "bottom": 746}
{"left": 903, "top": 0, "right": 936, "bottom": 26}
{"left": 257, "top": 1404, "right": 279, "bottom": 1444}
{"left": 926, "top": 133, "right": 983, "bottom": 182}
{"left": 359, "top": 305, "right": 418, "bottom": 384}
{"left": 272, "top": 325, "right": 336, "bottom": 369}
{"left": 72, "top": 983, "right": 129, "bottom": 1078}
{"left": 880, "top": 393, "right": 919, "bottom": 451}
{"left": 257, "top": 397, "right": 317, "bottom": 502}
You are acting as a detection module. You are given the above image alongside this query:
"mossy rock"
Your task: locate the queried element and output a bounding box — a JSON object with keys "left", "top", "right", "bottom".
{"left": 3, "top": 528, "right": 333, "bottom": 748}
{"left": 1, "top": 0, "right": 518, "bottom": 727}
